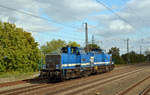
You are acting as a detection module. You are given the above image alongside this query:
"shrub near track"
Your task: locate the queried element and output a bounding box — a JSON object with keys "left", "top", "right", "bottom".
{"left": 0, "top": 22, "right": 41, "bottom": 72}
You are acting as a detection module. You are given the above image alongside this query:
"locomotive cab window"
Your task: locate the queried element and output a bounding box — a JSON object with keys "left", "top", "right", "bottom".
{"left": 61, "top": 47, "right": 68, "bottom": 53}
{"left": 71, "top": 47, "right": 80, "bottom": 55}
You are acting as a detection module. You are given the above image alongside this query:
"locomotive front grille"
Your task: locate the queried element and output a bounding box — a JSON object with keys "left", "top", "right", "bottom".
{"left": 45, "top": 54, "right": 61, "bottom": 70}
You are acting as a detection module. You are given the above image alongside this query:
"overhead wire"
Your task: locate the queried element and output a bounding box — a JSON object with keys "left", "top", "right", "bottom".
{"left": 0, "top": 3, "right": 108, "bottom": 41}
{"left": 120, "top": 0, "right": 148, "bottom": 42}
{"left": 86, "top": 0, "right": 139, "bottom": 45}
{"left": 1, "top": 1, "right": 141, "bottom": 50}
{"left": 91, "top": 0, "right": 139, "bottom": 52}
{"left": 0, "top": 4, "right": 78, "bottom": 29}
{"left": 0, "top": 4, "right": 88, "bottom": 42}
{"left": 95, "top": 0, "right": 136, "bottom": 29}
{"left": 27, "top": 29, "right": 85, "bottom": 42}
{"left": 120, "top": 0, "right": 146, "bottom": 23}
{"left": 120, "top": 0, "right": 149, "bottom": 52}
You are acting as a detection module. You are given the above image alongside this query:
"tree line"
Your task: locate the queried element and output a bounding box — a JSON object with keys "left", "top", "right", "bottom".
{"left": 108, "top": 47, "right": 148, "bottom": 64}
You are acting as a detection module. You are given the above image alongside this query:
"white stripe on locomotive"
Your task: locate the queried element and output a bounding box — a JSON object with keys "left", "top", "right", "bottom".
{"left": 61, "top": 61, "right": 110, "bottom": 67}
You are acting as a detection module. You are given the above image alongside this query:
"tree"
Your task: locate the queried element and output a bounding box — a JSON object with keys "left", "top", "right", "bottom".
{"left": 108, "top": 47, "right": 125, "bottom": 64}
{"left": 86, "top": 43, "right": 101, "bottom": 52}
{"left": 68, "top": 41, "right": 80, "bottom": 47}
{"left": 145, "top": 49, "right": 150, "bottom": 56}
{"left": 40, "top": 39, "right": 66, "bottom": 54}
{"left": 108, "top": 47, "right": 120, "bottom": 56}
{"left": 122, "top": 51, "right": 146, "bottom": 63}
{"left": 41, "top": 40, "right": 81, "bottom": 54}
{"left": 0, "top": 22, "right": 41, "bottom": 72}
{"left": 145, "top": 49, "right": 150, "bottom": 61}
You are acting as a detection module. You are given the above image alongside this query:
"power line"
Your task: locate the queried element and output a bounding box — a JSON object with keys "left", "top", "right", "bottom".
{"left": 140, "top": 39, "right": 144, "bottom": 54}
{"left": 95, "top": 0, "right": 136, "bottom": 29}
{"left": 0, "top": 4, "right": 89, "bottom": 42}
{"left": 92, "top": 35, "right": 95, "bottom": 44}
{"left": 126, "top": 38, "right": 130, "bottom": 64}
{"left": 27, "top": 29, "right": 85, "bottom": 42}
{"left": 0, "top": 4, "right": 78, "bottom": 29}
{"left": 120, "top": 0, "right": 146, "bottom": 25}
{"left": 0, "top": 3, "right": 112, "bottom": 49}
{"left": 127, "top": 38, "right": 129, "bottom": 53}
{"left": 25, "top": 22, "right": 85, "bottom": 40}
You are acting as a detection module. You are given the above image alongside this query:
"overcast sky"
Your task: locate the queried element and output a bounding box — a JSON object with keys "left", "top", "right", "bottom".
{"left": 0, "top": 0, "right": 150, "bottom": 54}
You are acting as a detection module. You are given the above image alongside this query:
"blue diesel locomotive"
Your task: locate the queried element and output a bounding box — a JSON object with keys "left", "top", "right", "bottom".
{"left": 40, "top": 46, "right": 114, "bottom": 81}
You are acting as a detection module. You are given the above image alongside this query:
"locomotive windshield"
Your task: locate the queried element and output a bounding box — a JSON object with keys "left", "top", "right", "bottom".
{"left": 61, "top": 47, "right": 68, "bottom": 53}
{"left": 71, "top": 47, "right": 79, "bottom": 54}
{"left": 61, "top": 47, "right": 80, "bottom": 54}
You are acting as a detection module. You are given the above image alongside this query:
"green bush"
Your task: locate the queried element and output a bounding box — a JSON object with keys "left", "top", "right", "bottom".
{"left": 113, "top": 56, "right": 126, "bottom": 64}
{"left": 0, "top": 22, "right": 41, "bottom": 72}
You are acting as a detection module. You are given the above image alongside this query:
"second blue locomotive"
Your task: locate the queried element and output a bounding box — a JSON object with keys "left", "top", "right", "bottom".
{"left": 40, "top": 46, "right": 114, "bottom": 81}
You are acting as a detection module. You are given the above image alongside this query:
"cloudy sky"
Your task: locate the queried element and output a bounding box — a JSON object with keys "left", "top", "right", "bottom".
{"left": 0, "top": 0, "right": 150, "bottom": 54}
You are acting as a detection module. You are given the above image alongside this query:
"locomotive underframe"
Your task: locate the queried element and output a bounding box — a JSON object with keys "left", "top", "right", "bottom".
{"left": 40, "top": 64, "right": 114, "bottom": 81}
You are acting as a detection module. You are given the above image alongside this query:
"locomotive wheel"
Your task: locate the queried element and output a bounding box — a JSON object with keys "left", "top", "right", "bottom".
{"left": 105, "top": 66, "right": 109, "bottom": 72}
{"left": 82, "top": 71, "right": 88, "bottom": 77}
{"left": 60, "top": 74, "right": 65, "bottom": 81}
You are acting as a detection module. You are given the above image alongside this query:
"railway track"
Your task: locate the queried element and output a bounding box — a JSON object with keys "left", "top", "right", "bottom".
{"left": 0, "top": 78, "right": 41, "bottom": 88}
{"left": 118, "top": 75, "right": 150, "bottom": 95}
{"left": 28, "top": 67, "right": 145, "bottom": 95}
{"left": 139, "top": 85, "right": 150, "bottom": 95}
{"left": 0, "top": 66, "right": 146, "bottom": 95}
{"left": 0, "top": 77, "right": 50, "bottom": 95}
{"left": 0, "top": 79, "right": 28, "bottom": 88}
{"left": 51, "top": 68, "right": 144, "bottom": 95}
{"left": 0, "top": 83, "right": 50, "bottom": 95}
{"left": 0, "top": 66, "right": 140, "bottom": 95}
{"left": 0, "top": 64, "right": 142, "bottom": 89}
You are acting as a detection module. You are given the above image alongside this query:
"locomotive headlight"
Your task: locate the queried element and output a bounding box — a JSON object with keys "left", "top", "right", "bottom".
{"left": 112, "top": 62, "right": 114, "bottom": 64}
{"left": 90, "top": 56, "right": 94, "bottom": 63}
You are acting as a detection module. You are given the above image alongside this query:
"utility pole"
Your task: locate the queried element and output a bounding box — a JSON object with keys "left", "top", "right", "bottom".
{"left": 140, "top": 45, "right": 142, "bottom": 55}
{"left": 92, "top": 35, "right": 95, "bottom": 45}
{"left": 85, "top": 22, "right": 88, "bottom": 52}
{"left": 127, "top": 38, "right": 129, "bottom": 54}
{"left": 140, "top": 39, "right": 143, "bottom": 55}
{"left": 127, "top": 38, "right": 130, "bottom": 64}
{"left": 91, "top": 35, "right": 95, "bottom": 51}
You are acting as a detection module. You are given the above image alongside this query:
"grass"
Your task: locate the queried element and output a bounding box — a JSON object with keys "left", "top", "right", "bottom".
{"left": 0, "top": 71, "right": 39, "bottom": 83}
